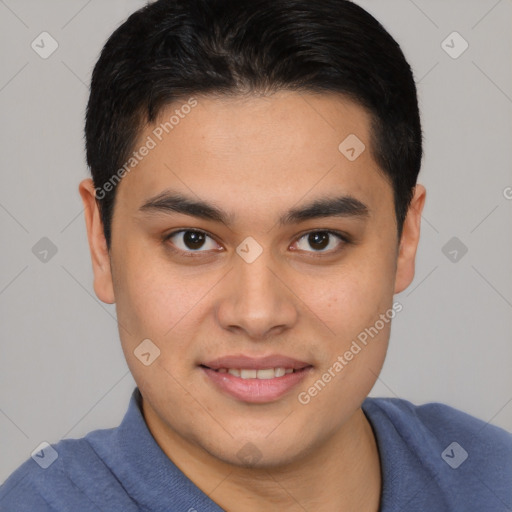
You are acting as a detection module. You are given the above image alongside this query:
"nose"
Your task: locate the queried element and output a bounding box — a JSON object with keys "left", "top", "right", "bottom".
{"left": 215, "top": 249, "right": 298, "bottom": 341}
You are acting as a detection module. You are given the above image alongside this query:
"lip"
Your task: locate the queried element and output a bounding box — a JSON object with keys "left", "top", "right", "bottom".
{"left": 200, "top": 354, "right": 313, "bottom": 403}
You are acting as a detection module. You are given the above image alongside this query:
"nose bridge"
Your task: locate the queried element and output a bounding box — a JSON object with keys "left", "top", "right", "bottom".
{"left": 216, "top": 244, "right": 297, "bottom": 339}
{"left": 237, "top": 251, "right": 276, "bottom": 303}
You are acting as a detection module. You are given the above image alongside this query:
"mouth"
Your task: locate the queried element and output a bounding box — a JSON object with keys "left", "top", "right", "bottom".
{"left": 202, "top": 366, "right": 299, "bottom": 377}
{"left": 200, "top": 355, "right": 313, "bottom": 403}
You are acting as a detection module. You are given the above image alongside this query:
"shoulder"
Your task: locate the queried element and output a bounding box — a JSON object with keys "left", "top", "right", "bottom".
{"left": 363, "top": 396, "right": 512, "bottom": 450}
{"left": 0, "top": 428, "right": 138, "bottom": 512}
{"left": 362, "top": 397, "right": 512, "bottom": 510}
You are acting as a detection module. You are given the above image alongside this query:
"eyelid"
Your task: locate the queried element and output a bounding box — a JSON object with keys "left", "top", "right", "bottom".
{"left": 163, "top": 229, "right": 222, "bottom": 257}
{"left": 291, "top": 230, "right": 349, "bottom": 255}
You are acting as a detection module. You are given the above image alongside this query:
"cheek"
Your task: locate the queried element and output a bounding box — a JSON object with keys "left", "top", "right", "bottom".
{"left": 313, "top": 252, "right": 396, "bottom": 338}
{"left": 112, "top": 247, "right": 208, "bottom": 346}
{"left": 302, "top": 240, "right": 396, "bottom": 406}
{"left": 112, "top": 245, "right": 239, "bottom": 385}
{"left": 299, "top": 278, "right": 393, "bottom": 424}
{"left": 314, "top": 285, "right": 393, "bottom": 379}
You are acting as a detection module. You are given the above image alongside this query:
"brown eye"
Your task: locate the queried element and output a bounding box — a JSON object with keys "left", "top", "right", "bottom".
{"left": 165, "top": 230, "right": 220, "bottom": 253}
{"left": 182, "top": 231, "right": 206, "bottom": 250}
{"left": 294, "top": 231, "right": 346, "bottom": 253}
{"left": 308, "top": 232, "right": 330, "bottom": 250}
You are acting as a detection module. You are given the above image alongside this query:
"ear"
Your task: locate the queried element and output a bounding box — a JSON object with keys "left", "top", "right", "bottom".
{"left": 78, "top": 178, "right": 115, "bottom": 304}
{"left": 394, "top": 184, "right": 426, "bottom": 294}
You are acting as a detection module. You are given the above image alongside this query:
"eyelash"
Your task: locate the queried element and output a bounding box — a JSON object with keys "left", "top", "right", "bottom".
{"left": 162, "top": 229, "right": 351, "bottom": 258}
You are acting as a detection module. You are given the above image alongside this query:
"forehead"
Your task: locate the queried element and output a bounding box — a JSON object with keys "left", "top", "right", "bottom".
{"left": 115, "top": 91, "right": 393, "bottom": 226}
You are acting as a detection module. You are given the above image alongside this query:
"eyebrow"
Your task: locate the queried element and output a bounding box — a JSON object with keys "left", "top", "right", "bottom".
{"left": 139, "top": 190, "right": 370, "bottom": 226}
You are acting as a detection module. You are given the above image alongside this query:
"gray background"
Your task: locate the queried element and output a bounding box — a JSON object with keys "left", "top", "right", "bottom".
{"left": 1, "top": 0, "right": 511, "bottom": 483}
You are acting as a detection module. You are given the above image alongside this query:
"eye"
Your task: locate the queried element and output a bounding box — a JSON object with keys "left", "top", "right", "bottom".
{"left": 293, "top": 230, "right": 347, "bottom": 254}
{"left": 164, "top": 229, "right": 221, "bottom": 254}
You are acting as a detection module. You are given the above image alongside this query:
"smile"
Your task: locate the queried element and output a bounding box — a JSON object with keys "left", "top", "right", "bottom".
{"left": 214, "top": 367, "right": 295, "bottom": 379}
{"left": 200, "top": 355, "right": 313, "bottom": 403}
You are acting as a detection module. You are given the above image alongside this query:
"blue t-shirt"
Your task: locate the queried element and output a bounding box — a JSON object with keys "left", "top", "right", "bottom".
{"left": 1, "top": 387, "right": 510, "bottom": 511}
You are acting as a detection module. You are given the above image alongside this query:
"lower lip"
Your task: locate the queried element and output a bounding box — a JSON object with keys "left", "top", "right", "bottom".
{"left": 201, "top": 367, "right": 312, "bottom": 403}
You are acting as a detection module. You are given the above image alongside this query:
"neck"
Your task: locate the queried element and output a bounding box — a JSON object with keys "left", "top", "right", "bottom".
{"left": 142, "top": 400, "right": 382, "bottom": 512}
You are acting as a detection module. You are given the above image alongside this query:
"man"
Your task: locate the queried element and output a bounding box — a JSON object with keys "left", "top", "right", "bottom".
{"left": 1, "top": 0, "right": 510, "bottom": 510}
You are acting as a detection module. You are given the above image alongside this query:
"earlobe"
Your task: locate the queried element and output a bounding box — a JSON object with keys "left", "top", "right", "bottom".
{"left": 78, "top": 179, "right": 116, "bottom": 304}
{"left": 394, "top": 184, "right": 426, "bottom": 294}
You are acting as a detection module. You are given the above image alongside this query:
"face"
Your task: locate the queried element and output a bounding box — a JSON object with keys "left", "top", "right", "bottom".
{"left": 80, "top": 91, "right": 424, "bottom": 468}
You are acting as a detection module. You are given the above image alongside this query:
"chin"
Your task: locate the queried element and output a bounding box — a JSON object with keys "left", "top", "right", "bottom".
{"left": 197, "top": 429, "right": 313, "bottom": 470}
{"left": 214, "top": 445, "right": 301, "bottom": 470}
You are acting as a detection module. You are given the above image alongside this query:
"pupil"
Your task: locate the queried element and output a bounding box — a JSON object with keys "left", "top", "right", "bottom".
{"left": 309, "top": 232, "right": 329, "bottom": 250}
{"left": 184, "top": 231, "right": 205, "bottom": 249}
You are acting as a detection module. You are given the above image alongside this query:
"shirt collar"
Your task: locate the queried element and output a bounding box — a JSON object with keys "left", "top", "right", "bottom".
{"left": 89, "top": 387, "right": 426, "bottom": 511}
{"left": 87, "top": 387, "right": 224, "bottom": 512}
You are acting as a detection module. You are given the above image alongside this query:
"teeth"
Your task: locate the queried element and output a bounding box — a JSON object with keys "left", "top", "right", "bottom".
{"left": 240, "top": 369, "right": 257, "bottom": 379}
{"left": 218, "top": 367, "right": 292, "bottom": 379}
{"left": 256, "top": 368, "right": 275, "bottom": 379}
{"left": 274, "top": 367, "right": 286, "bottom": 377}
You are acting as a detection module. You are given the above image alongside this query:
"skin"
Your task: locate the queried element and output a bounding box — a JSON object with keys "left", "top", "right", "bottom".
{"left": 79, "top": 90, "right": 425, "bottom": 511}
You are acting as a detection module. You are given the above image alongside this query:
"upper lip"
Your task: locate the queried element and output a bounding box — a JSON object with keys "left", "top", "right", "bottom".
{"left": 202, "top": 354, "right": 312, "bottom": 370}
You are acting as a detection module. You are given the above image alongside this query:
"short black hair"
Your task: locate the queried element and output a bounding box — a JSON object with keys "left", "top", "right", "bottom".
{"left": 85, "top": 0, "right": 422, "bottom": 249}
